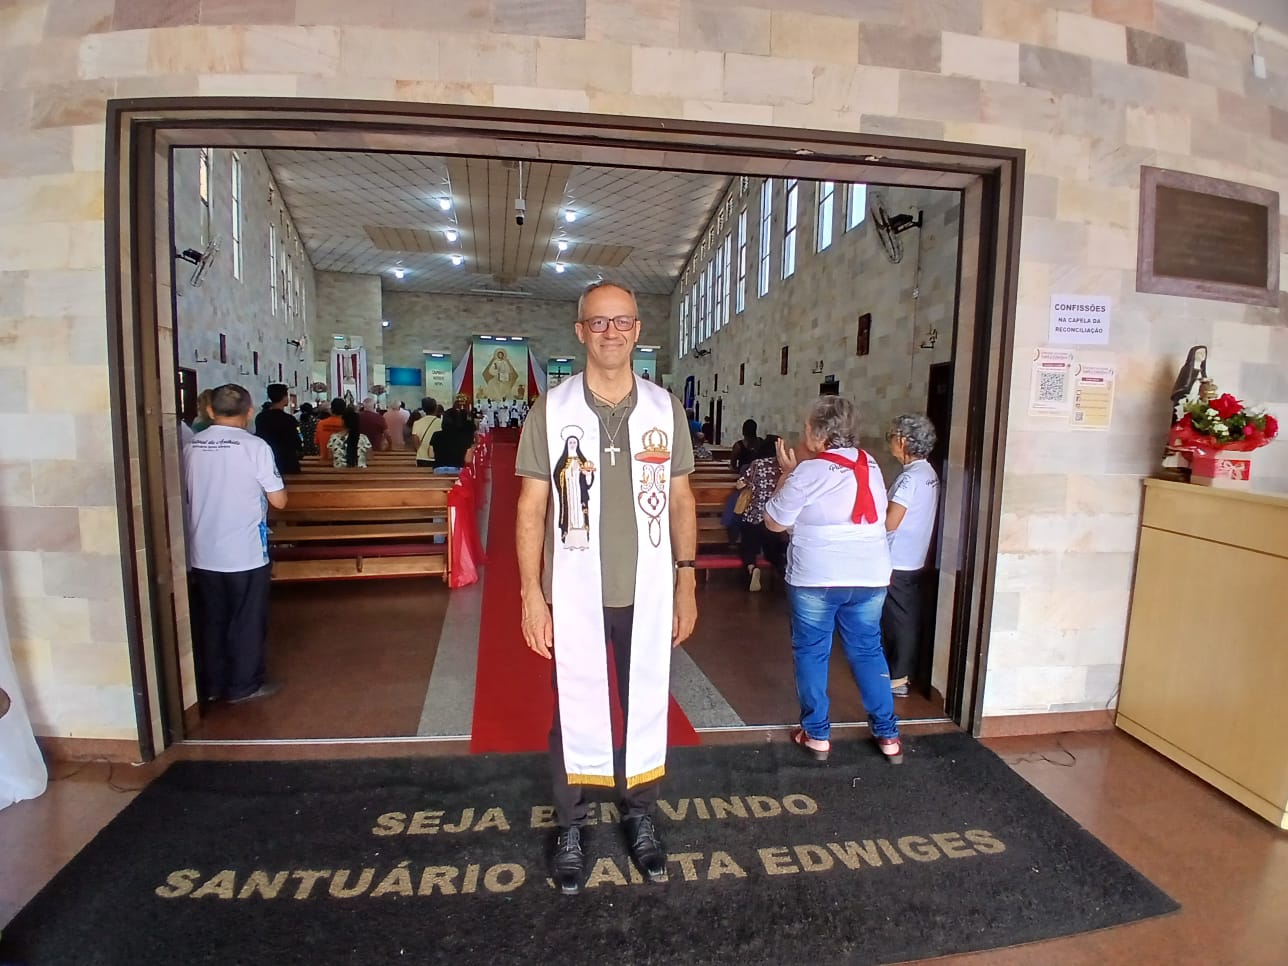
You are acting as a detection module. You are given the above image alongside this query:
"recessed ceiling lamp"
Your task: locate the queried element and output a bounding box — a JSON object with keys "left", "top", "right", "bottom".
{"left": 392, "top": 267, "right": 405, "bottom": 279}
{"left": 438, "top": 197, "right": 452, "bottom": 211}
{"left": 556, "top": 240, "right": 569, "bottom": 252}
{"left": 445, "top": 228, "right": 458, "bottom": 242}
{"left": 564, "top": 210, "right": 576, "bottom": 223}
{"left": 554, "top": 263, "right": 566, "bottom": 274}
{"left": 450, "top": 254, "right": 464, "bottom": 266}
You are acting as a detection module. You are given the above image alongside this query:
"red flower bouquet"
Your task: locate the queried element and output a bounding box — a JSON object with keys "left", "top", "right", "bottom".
{"left": 1169, "top": 393, "right": 1279, "bottom": 457}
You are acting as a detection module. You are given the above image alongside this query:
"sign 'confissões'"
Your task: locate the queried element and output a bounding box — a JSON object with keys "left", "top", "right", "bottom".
{"left": 1049, "top": 294, "right": 1111, "bottom": 345}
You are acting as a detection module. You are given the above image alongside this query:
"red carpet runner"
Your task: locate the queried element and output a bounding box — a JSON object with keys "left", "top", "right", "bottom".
{"left": 469, "top": 440, "right": 699, "bottom": 754}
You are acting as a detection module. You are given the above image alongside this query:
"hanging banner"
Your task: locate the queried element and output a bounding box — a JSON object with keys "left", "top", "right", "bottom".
{"left": 547, "top": 358, "right": 573, "bottom": 389}
{"left": 329, "top": 347, "right": 367, "bottom": 407}
{"left": 472, "top": 338, "right": 527, "bottom": 405}
{"left": 423, "top": 352, "right": 454, "bottom": 399}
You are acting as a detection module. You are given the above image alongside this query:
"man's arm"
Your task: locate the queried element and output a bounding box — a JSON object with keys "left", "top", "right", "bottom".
{"left": 266, "top": 488, "right": 288, "bottom": 510}
{"left": 669, "top": 473, "right": 698, "bottom": 647}
{"left": 515, "top": 476, "right": 553, "bottom": 659}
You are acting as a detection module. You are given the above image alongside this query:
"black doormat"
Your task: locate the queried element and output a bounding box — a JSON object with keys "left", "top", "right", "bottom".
{"left": 1, "top": 733, "right": 1175, "bottom": 966}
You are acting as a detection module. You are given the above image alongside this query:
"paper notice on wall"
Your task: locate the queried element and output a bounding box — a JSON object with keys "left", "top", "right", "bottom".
{"left": 1028, "top": 348, "right": 1076, "bottom": 416}
{"left": 1071, "top": 364, "right": 1116, "bottom": 430}
{"left": 1050, "top": 295, "right": 1111, "bottom": 345}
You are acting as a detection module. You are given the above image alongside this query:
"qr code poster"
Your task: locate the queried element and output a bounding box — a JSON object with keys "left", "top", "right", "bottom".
{"left": 1028, "top": 348, "right": 1076, "bottom": 416}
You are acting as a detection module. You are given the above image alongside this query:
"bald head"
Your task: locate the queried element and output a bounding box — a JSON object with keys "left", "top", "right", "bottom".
{"left": 577, "top": 280, "right": 637, "bottom": 320}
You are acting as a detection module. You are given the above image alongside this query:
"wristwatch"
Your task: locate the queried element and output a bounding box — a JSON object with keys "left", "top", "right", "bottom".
{"left": 674, "top": 560, "right": 696, "bottom": 569}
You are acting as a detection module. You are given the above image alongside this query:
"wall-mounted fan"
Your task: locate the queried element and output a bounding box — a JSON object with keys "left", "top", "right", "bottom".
{"left": 175, "top": 235, "right": 221, "bottom": 287}
{"left": 869, "top": 194, "right": 922, "bottom": 264}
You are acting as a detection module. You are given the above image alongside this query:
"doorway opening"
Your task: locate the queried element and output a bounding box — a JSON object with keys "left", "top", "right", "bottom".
{"left": 105, "top": 102, "right": 1021, "bottom": 758}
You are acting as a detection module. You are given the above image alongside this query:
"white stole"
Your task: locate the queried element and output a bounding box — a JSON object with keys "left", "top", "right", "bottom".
{"left": 546, "top": 373, "right": 675, "bottom": 789}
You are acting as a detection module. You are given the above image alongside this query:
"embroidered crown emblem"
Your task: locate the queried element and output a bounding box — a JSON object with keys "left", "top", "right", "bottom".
{"left": 635, "top": 426, "right": 671, "bottom": 464}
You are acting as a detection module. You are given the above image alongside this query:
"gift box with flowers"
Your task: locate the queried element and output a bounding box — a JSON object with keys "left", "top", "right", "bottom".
{"left": 1168, "top": 393, "right": 1279, "bottom": 486}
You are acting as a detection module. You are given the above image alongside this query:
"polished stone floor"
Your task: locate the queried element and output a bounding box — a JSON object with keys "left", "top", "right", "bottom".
{"left": 4, "top": 729, "right": 1287, "bottom": 963}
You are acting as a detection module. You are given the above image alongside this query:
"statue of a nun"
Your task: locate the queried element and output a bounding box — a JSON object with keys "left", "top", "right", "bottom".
{"left": 1170, "top": 345, "right": 1208, "bottom": 422}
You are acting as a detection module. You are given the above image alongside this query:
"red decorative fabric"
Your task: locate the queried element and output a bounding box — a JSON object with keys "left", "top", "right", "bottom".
{"left": 814, "top": 450, "right": 879, "bottom": 524}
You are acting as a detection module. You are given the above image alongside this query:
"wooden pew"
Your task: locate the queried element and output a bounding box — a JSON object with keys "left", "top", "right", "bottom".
{"left": 268, "top": 479, "right": 454, "bottom": 583}
{"left": 689, "top": 479, "right": 776, "bottom": 576}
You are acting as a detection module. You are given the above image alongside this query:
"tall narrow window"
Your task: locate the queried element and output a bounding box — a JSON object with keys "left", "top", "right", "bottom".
{"left": 698, "top": 266, "right": 707, "bottom": 342}
{"left": 720, "top": 235, "right": 732, "bottom": 327}
{"left": 735, "top": 209, "right": 747, "bottom": 314}
{"left": 847, "top": 183, "right": 868, "bottom": 230}
{"left": 704, "top": 261, "right": 714, "bottom": 339}
{"left": 757, "top": 180, "right": 772, "bottom": 297}
{"left": 230, "top": 155, "right": 243, "bottom": 281}
{"left": 782, "top": 178, "right": 798, "bottom": 279}
{"left": 690, "top": 281, "right": 698, "bottom": 348}
{"left": 712, "top": 243, "right": 724, "bottom": 332}
{"left": 198, "top": 148, "right": 212, "bottom": 246}
{"left": 268, "top": 224, "right": 277, "bottom": 315}
{"left": 679, "top": 295, "right": 690, "bottom": 354}
{"left": 816, "top": 181, "right": 835, "bottom": 252}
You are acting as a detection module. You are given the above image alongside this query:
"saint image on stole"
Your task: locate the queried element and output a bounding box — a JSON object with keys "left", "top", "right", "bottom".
{"left": 553, "top": 432, "right": 595, "bottom": 549}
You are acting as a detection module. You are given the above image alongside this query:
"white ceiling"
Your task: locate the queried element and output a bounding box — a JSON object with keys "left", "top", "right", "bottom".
{"left": 262, "top": 150, "right": 731, "bottom": 301}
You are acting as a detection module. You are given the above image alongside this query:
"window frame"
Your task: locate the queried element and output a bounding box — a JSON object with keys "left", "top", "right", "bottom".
{"left": 230, "top": 154, "right": 243, "bottom": 281}
{"left": 757, "top": 180, "right": 772, "bottom": 297}
{"left": 847, "top": 182, "right": 868, "bottom": 231}
{"left": 782, "top": 177, "right": 798, "bottom": 279}
{"left": 817, "top": 180, "right": 835, "bottom": 252}
{"left": 735, "top": 208, "right": 747, "bottom": 314}
{"left": 268, "top": 223, "right": 277, "bottom": 315}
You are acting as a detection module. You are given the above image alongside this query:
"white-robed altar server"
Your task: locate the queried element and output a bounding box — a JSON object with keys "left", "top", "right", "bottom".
{"left": 516, "top": 281, "right": 697, "bottom": 895}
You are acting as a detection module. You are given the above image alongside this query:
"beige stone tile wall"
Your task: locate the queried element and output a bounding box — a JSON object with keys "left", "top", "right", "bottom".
{"left": 0, "top": 0, "right": 1284, "bottom": 737}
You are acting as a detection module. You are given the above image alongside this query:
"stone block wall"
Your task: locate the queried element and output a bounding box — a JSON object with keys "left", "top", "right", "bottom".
{"left": 173, "top": 147, "right": 316, "bottom": 404}
{"left": 671, "top": 180, "right": 959, "bottom": 481}
{"left": 0, "top": 0, "right": 1285, "bottom": 737}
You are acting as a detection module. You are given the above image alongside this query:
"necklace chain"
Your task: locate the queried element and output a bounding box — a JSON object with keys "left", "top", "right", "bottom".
{"left": 598, "top": 406, "right": 627, "bottom": 445}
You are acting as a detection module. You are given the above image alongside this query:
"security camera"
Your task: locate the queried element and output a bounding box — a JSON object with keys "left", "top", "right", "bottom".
{"left": 514, "top": 198, "right": 526, "bottom": 227}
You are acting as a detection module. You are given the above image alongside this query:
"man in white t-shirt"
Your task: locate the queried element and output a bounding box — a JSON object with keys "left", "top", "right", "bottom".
{"left": 183, "top": 384, "right": 288, "bottom": 704}
{"left": 882, "top": 414, "right": 941, "bottom": 698}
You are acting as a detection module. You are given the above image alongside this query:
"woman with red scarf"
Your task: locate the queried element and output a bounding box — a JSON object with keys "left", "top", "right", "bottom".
{"left": 764, "top": 396, "right": 902, "bottom": 765}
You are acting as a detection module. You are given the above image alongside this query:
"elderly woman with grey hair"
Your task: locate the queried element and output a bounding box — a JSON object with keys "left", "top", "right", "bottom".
{"left": 882, "top": 414, "right": 940, "bottom": 698}
{"left": 763, "top": 396, "right": 902, "bottom": 765}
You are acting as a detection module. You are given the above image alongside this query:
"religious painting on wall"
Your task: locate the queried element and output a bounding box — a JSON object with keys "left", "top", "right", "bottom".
{"left": 473, "top": 338, "right": 527, "bottom": 404}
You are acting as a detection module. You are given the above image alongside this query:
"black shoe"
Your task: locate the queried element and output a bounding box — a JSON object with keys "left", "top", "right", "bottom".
{"left": 550, "top": 826, "right": 586, "bottom": 895}
{"left": 226, "top": 681, "right": 280, "bottom": 704}
{"left": 622, "top": 814, "right": 667, "bottom": 883}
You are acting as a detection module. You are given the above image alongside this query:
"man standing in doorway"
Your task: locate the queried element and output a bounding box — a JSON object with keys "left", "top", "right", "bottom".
{"left": 184, "top": 384, "right": 287, "bottom": 704}
{"left": 516, "top": 281, "right": 698, "bottom": 895}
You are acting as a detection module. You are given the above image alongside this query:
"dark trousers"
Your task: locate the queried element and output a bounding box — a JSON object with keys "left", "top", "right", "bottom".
{"left": 740, "top": 520, "right": 785, "bottom": 570}
{"left": 193, "top": 564, "right": 272, "bottom": 700}
{"left": 881, "top": 569, "right": 923, "bottom": 683}
{"left": 549, "top": 605, "right": 661, "bottom": 827}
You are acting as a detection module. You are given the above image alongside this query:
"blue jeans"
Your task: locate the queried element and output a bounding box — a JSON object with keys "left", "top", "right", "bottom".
{"left": 786, "top": 584, "right": 898, "bottom": 741}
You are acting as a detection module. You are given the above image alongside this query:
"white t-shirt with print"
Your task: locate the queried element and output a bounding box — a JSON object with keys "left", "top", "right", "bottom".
{"left": 183, "top": 425, "right": 284, "bottom": 572}
{"left": 887, "top": 459, "right": 940, "bottom": 571}
{"left": 765, "top": 448, "right": 891, "bottom": 588}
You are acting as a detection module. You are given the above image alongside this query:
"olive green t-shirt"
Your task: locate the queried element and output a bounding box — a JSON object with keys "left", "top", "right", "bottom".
{"left": 515, "top": 378, "right": 695, "bottom": 607}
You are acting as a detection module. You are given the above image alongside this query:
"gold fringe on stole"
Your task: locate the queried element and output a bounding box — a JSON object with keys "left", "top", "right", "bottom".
{"left": 625, "top": 764, "right": 666, "bottom": 789}
{"left": 566, "top": 773, "right": 617, "bottom": 788}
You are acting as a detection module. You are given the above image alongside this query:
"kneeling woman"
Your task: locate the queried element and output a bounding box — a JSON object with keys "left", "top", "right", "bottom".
{"left": 763, "top": 396, "right": 901, "bottom": 764}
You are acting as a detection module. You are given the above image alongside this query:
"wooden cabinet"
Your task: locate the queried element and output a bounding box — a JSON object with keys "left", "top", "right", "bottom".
{"left": 1117, "top": 479, "right": 1288, "bottom": 829}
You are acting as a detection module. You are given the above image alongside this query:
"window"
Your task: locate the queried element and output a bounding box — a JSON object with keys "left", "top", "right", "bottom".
{"left": 847, "top": 183, "right": 868, "bottom": 231}
{"left": 780, "top": 345, "right": 789, "bottom": 375}
{"left": 198, "top": 148, "right": 211, "bottom": 246}
{"left": 230, "top": 155, "right": 243, "bottom": 280}
{"left": 757, "top": 180, "right": 772, "bottom": 297}
{"left": 268, "top": 224, "right": 277, "bottom": 315}
{"left": 735, "top": 210, "right": 747, "bottom": 314}
{"left": 712, "top": 242, "right": 724, "bottom": 332}
{"left": 679, "top": 295, "right": 689, "bottom": 354}
{"left": 690, "top": 281, "right": 698, "bottom": 347}
{"left": 698, "top": 266, "right": 707, "bottom": 342}
{"left": 816, "top": 181, "right": 835, "bottom": 252}
{"left": 720, "top": 235, "right": 732, "bottom": 327}
{"left": 738, "top": 362, "right": 745, "bottom": 385}
{"left": 782, "top": 178, "right": 798, "bottom": 279}
{"left": 704, "top": 261, "right": 714, "bottom": 339}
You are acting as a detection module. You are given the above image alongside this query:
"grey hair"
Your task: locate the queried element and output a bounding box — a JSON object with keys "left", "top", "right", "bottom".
{"left": 886, "top": 413, "right": 938, "bottom": 459}
{"left": 577, "top": 280, "right": 638, "bottom": 319}
{"left": 805, "top": 396, "right": 861, "bottom": 449}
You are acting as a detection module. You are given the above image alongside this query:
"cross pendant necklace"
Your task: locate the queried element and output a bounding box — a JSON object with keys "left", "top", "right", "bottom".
{"left": 599, "top": 410, "right": 627, "bottom": 466}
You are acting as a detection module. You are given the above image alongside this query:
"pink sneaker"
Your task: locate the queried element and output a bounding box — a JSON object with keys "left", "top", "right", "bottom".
{"left": 876, "top": 736, "right": 903, "bottom": 764}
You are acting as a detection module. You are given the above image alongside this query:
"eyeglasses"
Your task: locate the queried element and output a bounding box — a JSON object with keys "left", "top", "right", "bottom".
{"left": 577, "top": 315, "right": 638, "bottom": 333}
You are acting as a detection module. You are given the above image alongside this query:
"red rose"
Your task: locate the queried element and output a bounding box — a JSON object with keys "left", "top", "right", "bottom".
{"left": 1178, "top": 413, "right": 1193, "bottom": 429}
{"left": 1265, "top": 415, "right": 1279, "bottom": 438}
{"left": 1244, "top": 425, "right": 1255, "bottom": 437}
{"left": 1212, "top": 394, "right": 1243, "bottom": 420}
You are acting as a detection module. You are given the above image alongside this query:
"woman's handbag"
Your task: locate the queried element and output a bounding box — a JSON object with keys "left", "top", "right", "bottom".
{"left": 733, "top": 487, "right": 753, "bottom": 516}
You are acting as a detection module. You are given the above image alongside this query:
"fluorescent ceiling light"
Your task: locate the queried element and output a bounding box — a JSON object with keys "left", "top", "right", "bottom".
{"left": 639, "top": 347, "right": 654, "bottom": 352}
{"left": 556, "top": 240, "right": 569, "bottom": 252}
{"left": 480, "top": 335, "right": 493, "bottom": 340}
{"left": 564, "top": 211, "right": 576, "bottom": 222}
{"left": 438, "top": 197, "right": 452, "bottom": 211}
{"left": 392, "top": 267, "right": 405, "bottom": 279}
{"left": 445, "top": 229, "right": 458, "bottom": 242}
{"left": 450, "top": 254, "right": 464, "bottom": 266}
{"left": 554, "top": 263, "right": 565, "bottom": 273}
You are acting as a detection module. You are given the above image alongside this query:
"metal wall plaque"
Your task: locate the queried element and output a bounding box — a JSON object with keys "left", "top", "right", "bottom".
{"left": 1137, "top": 166, "right": 1280, "bottom": 307}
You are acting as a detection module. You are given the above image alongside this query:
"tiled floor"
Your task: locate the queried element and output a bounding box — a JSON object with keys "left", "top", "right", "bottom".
{"left": 4, "top": 729, "right": 1287, "bottom": 962}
